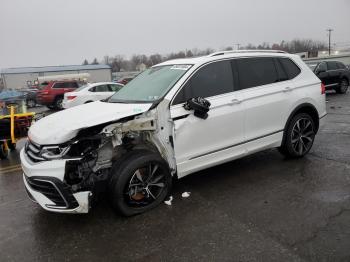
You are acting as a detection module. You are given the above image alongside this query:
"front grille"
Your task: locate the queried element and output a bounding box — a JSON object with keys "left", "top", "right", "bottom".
{"left": 25, "top": 140, "right": 45, "bottom": 162}
{"left": 25, "top": 175, "right": 78, "bottom": 209}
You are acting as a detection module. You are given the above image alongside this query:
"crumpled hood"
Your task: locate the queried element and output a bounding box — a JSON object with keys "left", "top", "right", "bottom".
{"left": 29, "top": 101, "right": 152, "bottom": 145}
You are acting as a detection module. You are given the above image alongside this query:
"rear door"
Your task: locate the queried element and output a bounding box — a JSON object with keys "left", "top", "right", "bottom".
{"left": 234, "top": 57, "right": 298, "bottom": 151}
{"left": 327, "top": 61, "right": 341, "bottom": 86}
{"left": 170, "top": 60, "right": 246, "bottom": 177}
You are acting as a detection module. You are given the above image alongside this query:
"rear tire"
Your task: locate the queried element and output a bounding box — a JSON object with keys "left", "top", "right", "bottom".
{"left": 336, "top": 78, "right": 349, "bottom": 94}
{"left": 279, "top": 113, "right": 315, "bottom": 158}
{"left": 54, "top": 96, "right": 64, "bottom": 110}
{"left": 109, "top": 150, "right": 172, "bottom": 216}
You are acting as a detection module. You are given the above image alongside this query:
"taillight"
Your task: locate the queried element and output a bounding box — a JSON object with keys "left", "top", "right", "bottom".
{"left": 321, "top": 83, "right": 326, "bottom": 94}
{"left": 67, "top": 96, "right": 77, "bottom": 100}
{"left": 41, "top": 91, "right": 49, "bottom": 95}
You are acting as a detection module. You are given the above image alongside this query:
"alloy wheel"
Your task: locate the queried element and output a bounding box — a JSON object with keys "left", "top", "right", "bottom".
{"left": 340, "top": 79, "right": 349, "bottom": 93}
{"left": 291, "top": 118, "right": 315, "bottom": 156}
{"left": 124, "top": 163, "right": 166, "bottom": 207}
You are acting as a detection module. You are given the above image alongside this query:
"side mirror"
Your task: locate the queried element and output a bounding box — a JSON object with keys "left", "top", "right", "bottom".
{"left": 184, "top": 97, "right": 211, "bottom": 119}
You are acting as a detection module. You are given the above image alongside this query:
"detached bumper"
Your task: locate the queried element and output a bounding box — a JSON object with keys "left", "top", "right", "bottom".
{"left": 20, "top": 149, "right": 91, "bottom": 214}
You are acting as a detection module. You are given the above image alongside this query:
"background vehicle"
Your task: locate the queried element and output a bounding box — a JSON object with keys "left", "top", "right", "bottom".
{"left": 62, "top": 82, "right": 124, "bottom": 109}
{"left": 117, "top": 77, "right": 134, "bottom": 85}
{"left": 307, "top": 61, "right": 350, "bottom": 94}
{"left": 21, "top": 51, "right": 326, "bottom": 216}
{"left": 36, "top": 80, "right": 81, "bottom": 109}
{"left": 19, "top": 87, "right": 40, "bottom": 108}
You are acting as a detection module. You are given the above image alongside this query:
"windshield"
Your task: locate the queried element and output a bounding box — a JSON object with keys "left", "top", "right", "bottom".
{"left": 108, "top": 65, "right": 191, "bottom": 103}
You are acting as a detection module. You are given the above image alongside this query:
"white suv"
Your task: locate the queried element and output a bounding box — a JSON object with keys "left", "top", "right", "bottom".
{"left": 21, "top": 51, "right": 326, "bottom": 216}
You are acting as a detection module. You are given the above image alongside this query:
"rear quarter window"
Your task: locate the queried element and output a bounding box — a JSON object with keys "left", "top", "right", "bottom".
{"left": 278, "top": 58, "right": 301, "bottom": 79}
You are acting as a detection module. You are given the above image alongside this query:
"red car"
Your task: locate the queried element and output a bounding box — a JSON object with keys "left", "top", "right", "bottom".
{"left": 36, "top": 80, "right": 80, "bottom": 109}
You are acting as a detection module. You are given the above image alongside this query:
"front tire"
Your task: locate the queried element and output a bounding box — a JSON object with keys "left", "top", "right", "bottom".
{"left": 109, "top": 150, "right": 172, "bottom": 216}
{"left": 279, "top": 113, "right": 316, "bottom": 158}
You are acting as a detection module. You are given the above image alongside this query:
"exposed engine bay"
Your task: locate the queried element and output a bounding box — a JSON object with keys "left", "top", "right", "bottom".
{"left": 59, "top": 100, "right": 175, "bottom": 200}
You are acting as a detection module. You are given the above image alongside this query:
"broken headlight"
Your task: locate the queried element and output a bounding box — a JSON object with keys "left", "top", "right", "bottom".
{"left": 40, "top": 145, "right": 71, "bottom": 160}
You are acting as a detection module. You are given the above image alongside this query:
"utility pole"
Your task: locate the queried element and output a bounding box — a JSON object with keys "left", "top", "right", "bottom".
{"left": 236, "top": 43, "right": 240, "bottom": 50}
{"left": 326, "top": 28, "right": 333, "bottom": 56}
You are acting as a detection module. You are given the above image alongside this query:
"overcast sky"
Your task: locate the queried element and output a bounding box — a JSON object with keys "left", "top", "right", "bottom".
{"left": 0, "top": 0, "right": 349, "bottom": 69}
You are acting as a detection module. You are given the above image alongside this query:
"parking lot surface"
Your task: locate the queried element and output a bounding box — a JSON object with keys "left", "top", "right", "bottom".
{"left": 0, "top": 92, "right": 349, "bottom": 262}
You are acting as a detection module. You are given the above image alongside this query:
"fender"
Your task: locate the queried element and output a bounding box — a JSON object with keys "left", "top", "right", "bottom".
{"left": 281, "top": 102, "right": 319, "bottom": 146}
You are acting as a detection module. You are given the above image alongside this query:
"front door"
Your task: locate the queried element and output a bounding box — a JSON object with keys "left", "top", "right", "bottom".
{"left": 170, "top": 60, "right": 246, "bottom": 177}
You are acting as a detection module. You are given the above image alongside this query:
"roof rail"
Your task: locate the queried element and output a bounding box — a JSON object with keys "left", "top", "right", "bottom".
{"left": 208, "top": 50, "right": 287, "bottom": 57}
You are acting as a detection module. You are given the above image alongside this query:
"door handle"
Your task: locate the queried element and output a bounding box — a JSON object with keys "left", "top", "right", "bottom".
{"left": 283, "top": 87, "right": 292, "bottom": 93}
{"left": 230, "top": 99, "right": 242, "bottom": 105}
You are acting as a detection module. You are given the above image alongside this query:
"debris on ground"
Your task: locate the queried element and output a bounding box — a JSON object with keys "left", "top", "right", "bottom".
{"left": 181, "top": 192, "right": 191, "bottom": 198}
{"left": 164, "top": 196, "right": 173, "bottom": 206}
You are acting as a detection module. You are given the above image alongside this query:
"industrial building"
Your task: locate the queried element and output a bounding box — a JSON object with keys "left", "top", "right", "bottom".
{"left": 0, "top": 64, "right": 112, "bottom": 90}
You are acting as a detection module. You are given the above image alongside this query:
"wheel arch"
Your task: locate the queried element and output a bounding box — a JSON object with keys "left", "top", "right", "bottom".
{"left": 340, "top": 75, "right": 349, "bottom": 83}
{"left": 281, "top": 103, "right": 320, "bottom": 145}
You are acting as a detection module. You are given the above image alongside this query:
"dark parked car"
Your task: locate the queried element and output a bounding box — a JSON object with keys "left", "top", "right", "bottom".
{"left": 308, "top": 61, "right": 350, "bottom": 94}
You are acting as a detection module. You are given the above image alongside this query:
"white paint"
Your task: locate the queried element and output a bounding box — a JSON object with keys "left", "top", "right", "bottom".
{"left": 28, "top": 100, "right": 152, "bottom": 144}
{"left": 62, "top": 82, "right": 124, "bottom": 109}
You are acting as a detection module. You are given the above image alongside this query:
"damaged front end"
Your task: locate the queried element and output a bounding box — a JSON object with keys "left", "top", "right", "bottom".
{"left": 23, "top": 101, "right": 176, "bottom": 213}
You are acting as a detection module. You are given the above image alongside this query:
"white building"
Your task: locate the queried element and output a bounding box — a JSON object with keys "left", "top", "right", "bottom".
{"left": 0, "top": 64, "right": 112, "bottom": 90}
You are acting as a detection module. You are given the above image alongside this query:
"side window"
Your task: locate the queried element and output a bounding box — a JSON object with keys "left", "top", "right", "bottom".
{"left": 278, "top": 58, "right": 301, "bottom": 79}
{"left": 236, "top": 57, "right": 278, "bottom": 90}
{"left": 336, "top": 62, "right": 346, "bottom": 69}
{"left": 274, "top": 59, "right": 289, "bottom": 81}
{"left": 327, "top": 61, "right": 338, "bottom": 70}
{"left": 173, "top": 60, "right": 234, "bottom": 105}
{"left": 70, "top": 82, "right": 79, "bottom": 88}
{"left": 109, "top": 84, "right": 123, "bottom": 92}
{"left": 94, "top": 85, "right": 110, "bottom": 92}
{"left": 317, "top": 62, "right": 327, "bottom": 72}
{"left": 52, "top": 82, "right": 65, "bottom": 89}
{"left": 89, "top": 86, "right": 96, "bottom": 92}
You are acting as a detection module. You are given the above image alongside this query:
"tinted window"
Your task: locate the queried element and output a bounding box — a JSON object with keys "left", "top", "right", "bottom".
{"left": 53, "top": 82, "right": 78, "bottom": 89}
{"left": 109, "top": 84, "right": 123, "bottom": 92}
{"left": 279, "top": 58, "right": 301, "bottom": 79}
{"left": 94, "top": 85, "right": 109, "bottom": 92}
{"left": 173, "top": 60, "right": 234, "bottom": 105}
{"left": 275, "top": 59, "right": 289, "bottom": 81}
{"left": 317, "top": 62, "right": 327, "bottom": 72}
{"left": 327, "top": 61, "right": 338, "bottom": 70}
{"left": 236, "top": 57, "right": 278, "bottom": 89}
{"left": 336, "top": 62, "right": 346, "bottom": 69}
